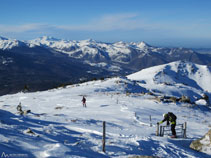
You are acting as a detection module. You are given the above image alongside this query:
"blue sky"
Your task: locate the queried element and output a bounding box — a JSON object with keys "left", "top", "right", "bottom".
{"left": 0, "top": 0, "right": 211, "bottom": 47}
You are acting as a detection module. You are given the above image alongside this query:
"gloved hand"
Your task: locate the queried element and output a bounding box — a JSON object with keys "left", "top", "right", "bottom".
{"left": 157, "top": 122, "right": 159, "bottom": 125}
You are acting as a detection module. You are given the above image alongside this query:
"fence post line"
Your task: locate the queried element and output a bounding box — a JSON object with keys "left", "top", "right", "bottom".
{"left": 102, "top": 121, "right": 106, "bottom": 152}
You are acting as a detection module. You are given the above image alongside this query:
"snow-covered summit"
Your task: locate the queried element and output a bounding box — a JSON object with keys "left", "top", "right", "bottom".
{"left": 34, "top": 36, "right": 61, "bottom": 43}
{"left": 0, "top": 36, "right": 25, "bottom": 50}
{"left": 135, "top": 41, "right": 151, "bottom": 49}
{"left": 79, "top": 38, "right": 97, "bottom": 44}
{"left": 29, "top": 36, "right": 70, "bottom": 48}
{"left": 128, "top": 60, "right": 211, "bottom": 102}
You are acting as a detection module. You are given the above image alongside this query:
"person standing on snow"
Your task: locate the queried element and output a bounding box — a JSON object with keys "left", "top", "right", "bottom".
{"left": 158, "top": 112, "right": 177, "bottom": 138}
{"left": 82, "top": 96, "right": 86, "bottom": 107}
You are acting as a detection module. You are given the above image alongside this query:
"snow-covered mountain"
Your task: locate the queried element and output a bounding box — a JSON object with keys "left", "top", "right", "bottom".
{"left": 0, "top": 36, "right": 26, "bottom": 50}
{"left": 128, "top": 61, "right": 211, "bottom": 103}
{"left": 0, "top": 61, "right": 210, "bottom": 157}
{"left": 0, "top": 42, "right": 109, "bottom": 96}
{"left": 28, "top": 36, "right": 211, "bottom": 72}
{"left": 28, "top": 36, "right": 189, "bottom": 63}
{"left": 29, "top": 36, "right": 135, "bottom": 64}
{"left": 1, "top": 36, "right": 211, "bottom": 72}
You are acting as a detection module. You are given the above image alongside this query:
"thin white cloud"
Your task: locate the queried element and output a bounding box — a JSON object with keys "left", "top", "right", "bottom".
{"left": 57, "top": 13, "right": 151, "bottom": 31}
{"left": 0, "top": 13, "right": 150, "bottom": 33}
{"left": 0, "top": 23, "right": 49, "bottom": 33}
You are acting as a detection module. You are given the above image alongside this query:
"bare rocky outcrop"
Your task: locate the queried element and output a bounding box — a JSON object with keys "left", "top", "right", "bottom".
{"left": 190, "top": 129, "right": 211, "bottom": 154}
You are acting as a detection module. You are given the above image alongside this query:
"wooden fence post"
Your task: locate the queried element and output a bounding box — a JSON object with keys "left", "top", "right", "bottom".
{"left": 149, "top": 115, "right": 152, "bottom": 127}
{"left": 102, "top": 121, "right": 106, "bottom": 152}
{"left": 156, "top": 123, "right": 159, "bottom": 136}
{"left": 183, "top": 122, "right": 187, "bottom": 138}
{"left": 160, "top": 126, "right": 163, "bottom": 136}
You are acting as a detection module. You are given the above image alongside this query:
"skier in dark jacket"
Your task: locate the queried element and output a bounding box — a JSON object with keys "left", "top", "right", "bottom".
{"left": 158, "top": 112, "right": 177, "bottom": 138}
{"left": 82, "top": 96, "right": 86, "bottom": 107}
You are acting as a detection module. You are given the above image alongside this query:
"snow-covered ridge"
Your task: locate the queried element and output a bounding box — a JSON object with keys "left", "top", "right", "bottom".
{"left": 26, "top": 36, "right": 163, "bottom": 64}
{"left": 28, "top": 36, "right": 77, "bottom": 48}
{"left": 1, "top": 36, "right": 198, "bottom": 65}
{"left": 128, "top": 61, "right": 211, "bottom": 102}
{"left": 0, "top": 36, "right": 197, "bottom": 56}
{"left": 29, "top": 36, "right": 147, "bottom": 62}
{"left": 28, "top": 36, "right": 199, "bottom": 64}
{"left": 0, "top": 36, "right": 26, "bottom": 50}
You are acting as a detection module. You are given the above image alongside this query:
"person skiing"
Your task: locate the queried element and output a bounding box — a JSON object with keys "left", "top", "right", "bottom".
{"left": 158, "top": 112, "right": 177, "bottom": 138}
{"left": 82, "top": 96, "right": 86, "bottom": 107}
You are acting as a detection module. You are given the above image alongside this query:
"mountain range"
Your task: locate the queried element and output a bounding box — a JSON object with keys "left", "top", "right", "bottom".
{"left": 28, "top": 36, "right": 211, "bottom": 71}
{"left": 0, "top": 36, "right": 211, "bottom": 95}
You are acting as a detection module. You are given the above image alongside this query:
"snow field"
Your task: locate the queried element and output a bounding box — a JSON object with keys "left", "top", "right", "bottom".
{"left": 0, "top": 75, "right": 211, "bottom": 157}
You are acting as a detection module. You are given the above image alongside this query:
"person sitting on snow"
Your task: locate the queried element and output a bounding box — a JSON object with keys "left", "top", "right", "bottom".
{"left": 17, "top": 102, "right": 23, "bottom": 112}
{"left": 158, "top": 112, "right": 177, "bottom": 138}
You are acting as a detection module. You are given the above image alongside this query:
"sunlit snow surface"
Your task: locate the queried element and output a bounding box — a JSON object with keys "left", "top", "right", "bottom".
{"left": 0, "top": 61, "right": 211, "bottom": 158}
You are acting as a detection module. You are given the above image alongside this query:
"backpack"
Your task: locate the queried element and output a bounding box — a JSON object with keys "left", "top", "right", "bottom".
{"left": 168, "top": 112, "right": 177, "bottom": 121}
